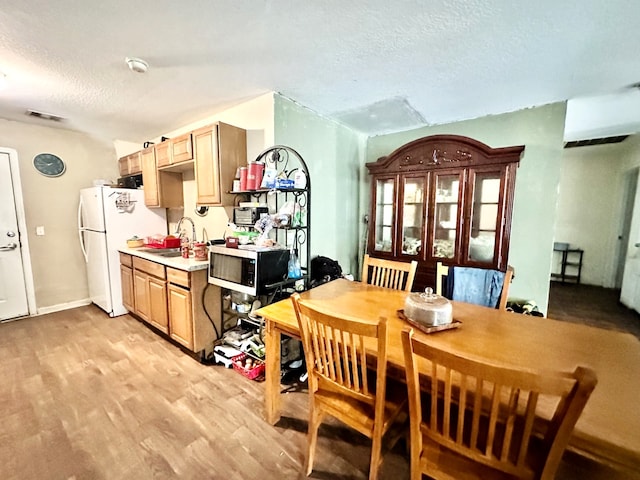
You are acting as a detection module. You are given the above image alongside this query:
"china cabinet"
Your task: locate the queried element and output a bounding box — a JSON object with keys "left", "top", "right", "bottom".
{"left": 366, "top": 134, "right": 524, "bottom": 291}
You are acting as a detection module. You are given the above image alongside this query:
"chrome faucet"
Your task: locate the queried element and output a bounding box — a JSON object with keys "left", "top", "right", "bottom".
{"left": 175, "top": 217, "right": 196, "bottom": 245}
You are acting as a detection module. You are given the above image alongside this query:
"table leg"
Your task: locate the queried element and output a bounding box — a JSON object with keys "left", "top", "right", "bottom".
{"left": 265, "top": 319, "right": 281, "bottom": 425}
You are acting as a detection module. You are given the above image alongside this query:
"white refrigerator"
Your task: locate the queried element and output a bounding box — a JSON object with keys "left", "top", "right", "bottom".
{"left": 78, "top": 186, "right": 167, "bottom": 317}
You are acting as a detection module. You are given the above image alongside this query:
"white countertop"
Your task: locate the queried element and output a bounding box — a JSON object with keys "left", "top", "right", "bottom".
{"left": 119, "top": 247, "right": 209, "bottom": 272}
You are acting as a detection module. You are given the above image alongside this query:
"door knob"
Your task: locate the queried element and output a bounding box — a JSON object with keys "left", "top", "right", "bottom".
{"left": 0, "top": 243, "right": 17, "bottom": 251}
{"left": 6, "top": 231, "right": 16, "bottom": 237}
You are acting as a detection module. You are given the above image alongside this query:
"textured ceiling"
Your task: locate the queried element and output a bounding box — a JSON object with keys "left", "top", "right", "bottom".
{"left": 0, "top": 0, "right": 639, "bottom": 143}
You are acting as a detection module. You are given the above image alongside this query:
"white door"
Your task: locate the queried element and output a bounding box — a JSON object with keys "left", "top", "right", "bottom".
{"left": 0, "top": 152, "right": 29, "bottom": 320}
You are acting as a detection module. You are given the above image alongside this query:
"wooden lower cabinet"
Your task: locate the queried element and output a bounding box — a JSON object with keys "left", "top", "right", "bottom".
{"left": 120, "top": 254, "right": 221, "bottom": 355}
{"left": 133, "top": 269, "right": 151, "bottom": 321}
{"left": 120, "top": 254, "right": 135, "bottom": 312}
{"left": 148, "top": 277, "right": 169, "bottom": 334}
{"left": 166, "top": 267, "right": 220, "bottom": 352}
{"left": 168, "top": 283, "right": 193, "bottom": 349}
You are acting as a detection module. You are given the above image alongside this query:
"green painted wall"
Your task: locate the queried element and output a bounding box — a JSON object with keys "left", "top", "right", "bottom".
{"left": 366, "top": 103, "right": 567, "bottom": 313}
{"left": 274, "top": 95, "right": 366, "bottom": 276}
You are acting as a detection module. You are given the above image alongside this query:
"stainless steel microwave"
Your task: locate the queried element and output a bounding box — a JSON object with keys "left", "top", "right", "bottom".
{"left": 208, "top": 245, "right": 290, "bottom": 296}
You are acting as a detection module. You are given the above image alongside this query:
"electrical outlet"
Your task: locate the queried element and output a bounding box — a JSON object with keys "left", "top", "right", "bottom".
{"left": 36, "top": 226, "right": 45, "bottom": 236}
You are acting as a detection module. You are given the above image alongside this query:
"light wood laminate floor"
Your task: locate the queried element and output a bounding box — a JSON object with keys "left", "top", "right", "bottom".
{"left": 0, "top": 305, "right": 632, "bottom": 479}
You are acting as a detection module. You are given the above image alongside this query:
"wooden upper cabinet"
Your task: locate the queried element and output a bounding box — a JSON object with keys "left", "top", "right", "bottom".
{"left": 128, "top": 152, "right": 142, "bottom": 174}
{"left": 141, "top": 145, "right": 183, "bottom": 208}
{"left": 155, "top": 133, "right": 193, "bottom": 169}
{"left": 193, "top": 126, "right": 220, "bottom": 204}
{"left": 193, "top": 122, "right": 246, "bottom": 206}
{"left": 118, "top": 156, "right": 129, "bottom": 176}
{"left": 366, "top": 134, "right": 524, "bottom": 291}
{"left": 118, "top": 151, "right": 142, "bottom": 176}
{"left": 117, "top": 122, "right": 244, "bottom": 208}
{"left": 155, "top": 140, "right": 171, "bottom": 168}
{"left": 171, "top": 133, "right": 193, "bottom": 164}
{"left": 141, "top": 146, "right": 160, "bottom": 207}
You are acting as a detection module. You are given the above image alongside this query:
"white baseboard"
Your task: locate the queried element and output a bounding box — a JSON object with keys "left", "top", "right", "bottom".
{"left": 36, "top": 299, "right": 92, "bottom": 316}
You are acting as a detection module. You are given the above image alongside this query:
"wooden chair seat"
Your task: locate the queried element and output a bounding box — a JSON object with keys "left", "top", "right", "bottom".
{"left": 313, "top": 377, "right": 407, "bottom": 437}
{"left": 292, "top": 293, "right": 408, "bottom": 479}
{"left": 419, "top": 438, "right": 533, "bottom": 480}
{"left": 401, "top": 327, "right": 597, "bottom": 480}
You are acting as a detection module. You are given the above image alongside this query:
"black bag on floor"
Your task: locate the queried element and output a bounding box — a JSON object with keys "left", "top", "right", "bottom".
{"left": 310, "top": 256, "right": 343, "bottom": 288}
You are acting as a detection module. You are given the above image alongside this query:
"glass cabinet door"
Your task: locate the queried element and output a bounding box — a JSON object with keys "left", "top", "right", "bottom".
{"left": 432, "top": 173, "right": 462, "bottom": 260}
{"left": 467, "top": 171, "right": 501, "bottom": 263}
{"left": 401, "top": 177, "right": 426, "bottom": 256}
{"left": 373, "top": 178, "right": 395, "bottom": 252}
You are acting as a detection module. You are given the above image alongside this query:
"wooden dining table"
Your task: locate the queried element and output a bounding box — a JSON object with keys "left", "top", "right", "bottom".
{"left": 255, "top": 279, "right": 640, "bottom": 474}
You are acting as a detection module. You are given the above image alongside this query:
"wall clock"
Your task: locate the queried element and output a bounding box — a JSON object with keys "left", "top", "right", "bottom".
{"left": 33, "top": 153, "right": 66, "bottom": 177}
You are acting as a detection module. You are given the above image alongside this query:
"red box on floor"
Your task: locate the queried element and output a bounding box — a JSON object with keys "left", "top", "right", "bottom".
{"left": 232, "top": 353, "right": 264, "bottom": 381}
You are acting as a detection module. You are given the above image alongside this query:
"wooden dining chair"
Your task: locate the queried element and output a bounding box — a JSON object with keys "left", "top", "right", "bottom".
{"left": 362, "top": 254, "right": 418, "bottom": 292}
{"left": 436, "top": 262, "right": 514, "bottom": 310}
{"left": 401, "top": 328, "right": 597, "bottom": 480}
{"left": 291, "top": 293, "right": 407, "bottom": 479}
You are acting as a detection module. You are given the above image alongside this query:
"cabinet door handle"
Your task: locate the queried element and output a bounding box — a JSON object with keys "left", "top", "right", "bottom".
{"left": 0, "top": 242, "right": 18, "bottom": 251}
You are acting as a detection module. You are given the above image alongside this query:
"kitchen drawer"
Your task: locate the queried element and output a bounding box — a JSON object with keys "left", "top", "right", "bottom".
{"left": 167, "top": 267, "right": 190, "bottom": 288}
{"left": 119, "top": 252, "right": 133, "bottom": 267}
{"left": 133, "top": 256, "right": 166, "bottom": 279}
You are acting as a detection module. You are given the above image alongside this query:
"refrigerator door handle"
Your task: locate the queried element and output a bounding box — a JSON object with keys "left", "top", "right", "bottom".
{"left": 78, "top": 196, "right": 84, "bottom": 230}
{"left": 78, "top": 198, "right": 89, "bottom": 262}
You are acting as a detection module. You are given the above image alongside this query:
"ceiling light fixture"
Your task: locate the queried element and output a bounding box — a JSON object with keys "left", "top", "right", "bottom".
{"left": 125, "top": 57, "right": 148, "bottom": 74}
{"left": 26, "top": 109, "right": 65, "bottom": 122}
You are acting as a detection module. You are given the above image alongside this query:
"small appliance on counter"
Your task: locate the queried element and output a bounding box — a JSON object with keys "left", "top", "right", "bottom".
{"left": 116, "top": 173, "right": 143, "bottom": 189}
{"left": 233, "top": 206, "right": 269, "bottom": 226}
{"left": 208, "top": 245, "right": 289, "bottom": 296}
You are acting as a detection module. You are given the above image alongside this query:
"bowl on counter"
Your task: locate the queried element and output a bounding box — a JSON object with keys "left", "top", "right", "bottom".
{"left": 126, "top": 238, "right": 144, "bottom": 248}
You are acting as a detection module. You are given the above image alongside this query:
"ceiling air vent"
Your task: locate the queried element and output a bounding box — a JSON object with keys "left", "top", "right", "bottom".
{"left": 564, "top": 135, "right": 629, "bottom": 148}
{"left": 26, "top": 109, "right": 65, "bottom": 122}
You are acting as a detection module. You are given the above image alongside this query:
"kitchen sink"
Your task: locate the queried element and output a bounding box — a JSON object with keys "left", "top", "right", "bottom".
{"left": 133, "top": 247, "right": 187, "bottom": 258}
{"left": 157, "top": 251, "right": 183, "bottom": 258}
{"left": 136, "top": 247, "right": 181, "bottom": 257}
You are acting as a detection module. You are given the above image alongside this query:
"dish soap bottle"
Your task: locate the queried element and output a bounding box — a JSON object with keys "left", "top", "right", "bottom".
{"left": 288, "top": 248, "right": 302, "bottom": 279}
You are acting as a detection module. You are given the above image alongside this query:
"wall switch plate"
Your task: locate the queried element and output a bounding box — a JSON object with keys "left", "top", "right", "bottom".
{"left": 36, "top": 226, "right": 45, "bottom": 236}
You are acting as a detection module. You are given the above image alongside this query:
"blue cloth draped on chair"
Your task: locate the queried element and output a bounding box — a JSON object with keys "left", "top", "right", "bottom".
{"left": 446, "top": 266, "right": 505, "bottom": 308}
